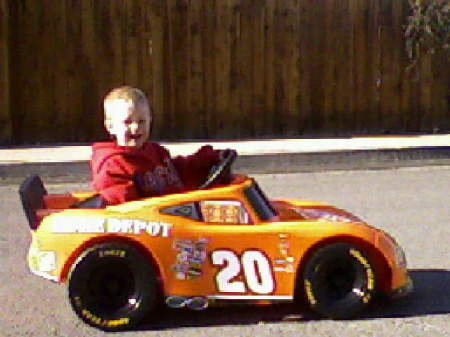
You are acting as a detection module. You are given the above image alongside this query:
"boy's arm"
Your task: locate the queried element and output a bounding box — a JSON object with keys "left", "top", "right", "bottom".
{"left": 99, "top": 181, "right": 139, "bottom": 205}
{"left": 171, "top": 145, "right": 228, "bottom": 189}
{"left": 93, "top": 159, "right": 140, "bottom": 205}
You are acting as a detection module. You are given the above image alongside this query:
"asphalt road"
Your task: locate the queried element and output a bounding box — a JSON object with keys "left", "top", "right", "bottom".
{"left": 1, "top": 166, "right": 449, "bottom": 337}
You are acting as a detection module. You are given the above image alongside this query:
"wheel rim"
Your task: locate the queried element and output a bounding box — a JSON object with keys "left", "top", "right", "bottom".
{"left": 313, "top": 255, "right": 368, "bottom": 305}
{"left": 86, "top": 261, "right": 136, "bottom": 313}
{"left": 321, "top": 257, "right": 357, "bottom": 301}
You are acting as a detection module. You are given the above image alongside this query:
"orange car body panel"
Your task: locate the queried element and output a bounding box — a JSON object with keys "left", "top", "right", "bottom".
{"left": 27, "top": 175, "right": 410, "bottom": 302}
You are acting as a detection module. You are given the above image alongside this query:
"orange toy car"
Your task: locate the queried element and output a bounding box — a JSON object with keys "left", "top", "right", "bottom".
{"left": 20, "top": 153, "right": 412, "bottom": 331}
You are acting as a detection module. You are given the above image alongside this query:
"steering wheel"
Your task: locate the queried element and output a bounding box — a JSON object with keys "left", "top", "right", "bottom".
{"left": 199, "top": 150, "right": 237, "bottom": 189}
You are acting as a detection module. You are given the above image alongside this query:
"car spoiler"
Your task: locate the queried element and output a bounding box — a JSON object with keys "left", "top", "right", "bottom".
{"left": 19, "top": 175, "right": 47, "bottom": 230}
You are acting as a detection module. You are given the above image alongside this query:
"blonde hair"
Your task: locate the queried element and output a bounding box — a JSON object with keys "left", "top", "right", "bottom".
{"left": 103, "top": 86, "right": 151, "bottom": 125}
{"left": 104, "top": 86, "right": 148, "bottom": 105}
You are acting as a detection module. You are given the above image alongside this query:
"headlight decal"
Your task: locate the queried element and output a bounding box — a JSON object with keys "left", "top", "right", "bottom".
{"left": 28, "top": 248, "right": 59, "bottom": 281}
{"left": 377, "top": 231, "right": 407, "bottom": 268}
{"left": 394, "top": 245, "right": 407, "bottom": 268}
{"left": 295, "top": 208, "right": 362, "bottom": 223}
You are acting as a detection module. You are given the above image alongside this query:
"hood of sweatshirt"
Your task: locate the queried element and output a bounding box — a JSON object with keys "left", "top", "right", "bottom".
{"left": 91, "top": 141, "right": 157, "bottom": 175}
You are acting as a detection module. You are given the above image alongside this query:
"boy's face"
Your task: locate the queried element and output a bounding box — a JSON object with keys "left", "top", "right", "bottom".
{"left": 105, "top": 99, "right": 151, "bottom": 148}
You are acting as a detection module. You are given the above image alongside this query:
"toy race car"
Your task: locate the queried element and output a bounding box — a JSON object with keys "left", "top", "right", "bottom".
{"left": 20, "top": 152, "right": 412, "bottom": 331}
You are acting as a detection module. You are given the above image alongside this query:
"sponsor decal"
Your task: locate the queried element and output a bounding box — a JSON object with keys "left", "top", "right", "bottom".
{"left": 212, "top": 249, "right": 275, "bottom": 294}
{"left": 52, "top": 217, "right": 172, "bottom": 237}
{"left": 200, "top": 200, "right": 249, "bottom": 224}
{"left": 172, "top": 238, "right": 209, "bottom": 280}
{"left": 304, "top": 279, "right": 317, "bottom": 305}
{"left": 273, "top": 265, "right": 294, "bottom": 273}
{"left": 74, "top": 297, "right": 130, "bottom": 327}
{"left": 98, "top": 249, "right": 126, "bottom": 258}
{"left": 81, "top": 308, "right": 129, "bottom": 327}
{"left": 350, "top": 248, "right": 375, "bottom": 291}
{"left": 137, "top": 158, "right": 184, "bottom": 195}
{"left": 274, "top": 258, "right": 288, "bottom": 265}
{"left": 274, "top": 234, "right": 295, "bottom": 273}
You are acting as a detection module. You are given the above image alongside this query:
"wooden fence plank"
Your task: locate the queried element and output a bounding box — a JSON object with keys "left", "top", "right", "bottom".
{"left": 163, "top": 0, "right": 177, "bottom": 138}
{"left": 123, "top": 0, "right": 139, "bottom": 85}
{"left": 138, "top": 0, "right": 153, "bottom": 105}
{"left": 30, "top": 1, "right": 52, "bottom": 142}
{"left": 389, "top": 0, "right": 403, "bottom": 131}
{"left": 96, "top": 0, "right": 119, "bottom": 108}
{"left": 272, "top": 0, "right": 283, "bottom": 134}
{"left": 281, "top": 0, "right": 301, "bottom": 136}
{"left": 214, "top": 0, "right": 233, "bottom": 138}
{"left": 172, "top": 0, "right": 189, "bottom": 138}
{"left": 419, "top": 53, "right": 433, "bottom": 131}
{"left": 431, "top": 50, "right": 450, "bottom": 132}
{"left": 405, "top": 63, "right": 422, "bottom": 132}
{"left": 250, "top": 0, "right": 266, "bottom": 137}
{"left": 297, "top": 0, "right": 312, "bottom": 135}
{"left": 79, "top": 0, "right": 101, "bottom": 140}
{"left": 275, "top": 0, "right": 291, "bottom": 135}
{"left": 185, "top": 0, "right": 204, "bottom": 139}
{"left": 308, "top": 0, "right": 326, "bottom": 133}
{"left": 238, "top": 0, "right": 255, "bottom": 136}
{"left": 263, "top": 0, "right": 276, "bottom": 135}
{"left": 346, "top": 0, "right": 357, "bottom": 133}
{"left": 64, "top": 0, "right": 83, "bottom": 142}
{"left": 0, "top": 0, "right": 11, "bottom": 143}
{"left": 400, "top": 66, "right": 413, "bottom": 132}
{"left": 15, "top": 1, "right": 35, "bottom": 142}
{"left": 322, "top": 0, "right": 337, "bottom": 134}
{"left": 335, "top": 0, "right": 355, "bottom": 134}
{"left": 7, "top": 0, "right": 22, "bottom": 142}
{"left": 379, "top": 0, "right": 399, "bottom": 133}
{"left": 366, "top": 0, "right": 382, "bottom": 133}
{"left": 353, "top": 0, "right": 369, "bottom": 133}
{"left": 201, "top": 0, "right": 217, "bottom": 138}
{"left": 228, "top": 0, "right": 242, "bottom": 137}
{"left": 108, "top": 0, "right": 125, "bottom": 87}
{"left": 147, "top": 0, "right": 165, "bottom": 139}
{"left": 331, "top": 0, "right": 343, "bottom": 134}
{"left": 51, "top": 0, "right": 68, "bottom": 142}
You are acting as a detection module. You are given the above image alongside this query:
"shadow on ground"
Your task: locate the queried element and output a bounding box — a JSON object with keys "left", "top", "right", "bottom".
{"left": 366, "top": 269, "right": 450, "bottom": 318}
{"left": 136, "top": 269, "right": 450, "bottom": 331}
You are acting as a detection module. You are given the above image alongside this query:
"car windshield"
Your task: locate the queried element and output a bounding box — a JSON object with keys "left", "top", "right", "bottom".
{"left": 243, "top": 180, "right": 277, "bottom": 220}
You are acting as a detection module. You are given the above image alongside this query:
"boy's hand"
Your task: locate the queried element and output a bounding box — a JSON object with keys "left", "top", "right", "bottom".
{"left": 200, "top": 149, "right": 237, "bottom": 188}
{"left": 219, "top": 149, "right": 237, "bottom": 161}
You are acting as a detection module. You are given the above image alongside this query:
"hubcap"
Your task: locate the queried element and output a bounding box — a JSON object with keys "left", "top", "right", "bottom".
{"left": 87, "top": 262, "right": 135, "bottom": 312}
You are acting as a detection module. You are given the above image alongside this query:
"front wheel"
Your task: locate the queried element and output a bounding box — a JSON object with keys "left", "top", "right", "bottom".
{"left": 302, "top": 243, "right": 377, "bottom": 319}
{"left": 68, "top": 243, "right": 159, "bottom": 331}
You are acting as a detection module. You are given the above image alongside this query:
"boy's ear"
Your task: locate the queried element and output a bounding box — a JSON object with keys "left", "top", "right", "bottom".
{"left": 104, "top": 118, "right": 113, "bottom": 133}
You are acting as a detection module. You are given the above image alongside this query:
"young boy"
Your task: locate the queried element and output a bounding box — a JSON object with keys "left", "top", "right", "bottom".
{"left": 91, "top": 86, "right": 230, "bottom": 205}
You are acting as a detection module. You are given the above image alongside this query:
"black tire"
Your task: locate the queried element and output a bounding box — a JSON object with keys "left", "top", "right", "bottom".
{"left": 68, "top": 242, "right": 159, "bottom": 331}
{"left": 302, "top": 243, "right": 376, "bottom": 319}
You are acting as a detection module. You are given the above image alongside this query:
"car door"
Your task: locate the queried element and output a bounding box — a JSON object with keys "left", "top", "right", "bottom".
{"left": 165, "top": 199, "right": 296, "bottom": 301}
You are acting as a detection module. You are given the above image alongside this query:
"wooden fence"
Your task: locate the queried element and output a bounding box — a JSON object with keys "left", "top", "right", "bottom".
{"left": 1, "top": 0, "right": 448, "bottom": 144}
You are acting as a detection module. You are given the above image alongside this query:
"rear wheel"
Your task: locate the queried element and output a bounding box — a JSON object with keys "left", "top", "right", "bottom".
{"left": 68, "top": 243, "right": 159, "bottom": 331}
{"left": 302, "top": 243, "right": 376, "bottom": 319}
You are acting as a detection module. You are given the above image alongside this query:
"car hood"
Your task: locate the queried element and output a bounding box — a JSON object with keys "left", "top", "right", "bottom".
{"left": 271, "top": 199, "right": 363, "bottom": 223}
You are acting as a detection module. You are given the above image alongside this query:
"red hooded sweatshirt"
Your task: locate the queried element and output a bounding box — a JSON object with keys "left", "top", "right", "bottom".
{"left": 91, "top": 141, "right": 222, "bottom": 205}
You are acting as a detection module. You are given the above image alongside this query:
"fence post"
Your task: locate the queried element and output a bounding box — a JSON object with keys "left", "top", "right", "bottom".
{"left": 0, "top": 0, "right": 12, "bottom": 144}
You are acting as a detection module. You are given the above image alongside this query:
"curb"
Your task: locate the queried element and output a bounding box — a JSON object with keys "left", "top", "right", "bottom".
{"left": 238, "top": 147, "right": 450, "bottom": 173}
{"left": 1, "top": 146, "right": 449, "bottom": 184}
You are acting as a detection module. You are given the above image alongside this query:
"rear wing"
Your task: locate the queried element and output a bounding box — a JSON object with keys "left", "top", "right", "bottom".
{"left": 19, "top": 175, "right": 47, "bottom": 229}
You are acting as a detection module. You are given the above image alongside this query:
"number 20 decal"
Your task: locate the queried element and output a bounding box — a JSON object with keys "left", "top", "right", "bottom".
{"left": 211, "top": 250, "right": 275, "bottom": 294}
